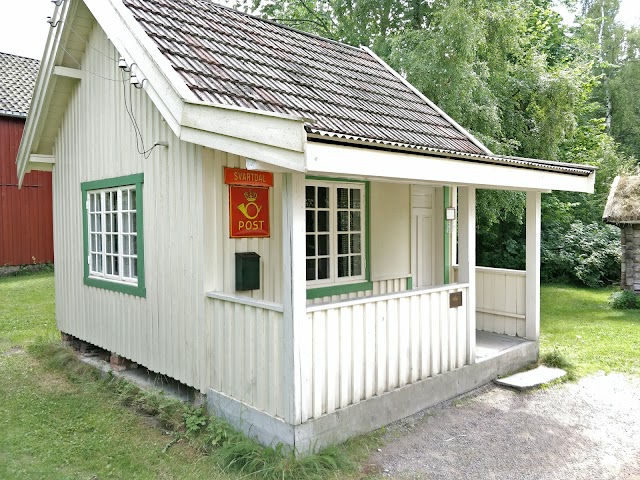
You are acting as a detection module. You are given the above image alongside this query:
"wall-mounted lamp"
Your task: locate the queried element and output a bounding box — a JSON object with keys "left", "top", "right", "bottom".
{"left": 446, "top": 207, "right": 456, "bottom": 221}
{"left": 51, "top": 0, "right": 64, "bottom": 6}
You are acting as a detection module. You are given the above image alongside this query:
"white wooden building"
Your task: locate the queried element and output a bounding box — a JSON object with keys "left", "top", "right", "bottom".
{"left": 17, "top": 0, "right": 595, "bottom": 452}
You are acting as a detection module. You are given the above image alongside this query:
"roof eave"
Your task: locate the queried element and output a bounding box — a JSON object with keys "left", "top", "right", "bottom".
{"left": 306, "top": 131, "right": 595, "bottom": 177}
{"left": 0, "top": 111, "right": 27, "bottom": 119}
{"left": 18, "top": 0, "right": 310, "bottom": 184}
{"left": 16, "top": 0, "right": 69, "bottom": 186}
{"left": 305, "top": 136, "right": 596, "bottom": 193}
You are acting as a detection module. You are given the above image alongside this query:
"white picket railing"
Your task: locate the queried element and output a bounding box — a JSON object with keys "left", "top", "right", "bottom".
{"left": 476, "top": 267, "right": 526, "bottom": 337}
{"left": 301, "top": 284, "right": 469, "bottom": 421}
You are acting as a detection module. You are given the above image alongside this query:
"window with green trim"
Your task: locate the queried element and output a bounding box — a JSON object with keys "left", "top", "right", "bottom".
{"left": 305, "top": 181, "right": 366, "bottom": 286}
{"left": 82, "top": 174, "right": 145, "bottom": 297}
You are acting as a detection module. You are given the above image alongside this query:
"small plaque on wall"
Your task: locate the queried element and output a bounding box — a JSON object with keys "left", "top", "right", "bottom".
{"left": 450, "top": 291, "right": 463, "bottom": 308}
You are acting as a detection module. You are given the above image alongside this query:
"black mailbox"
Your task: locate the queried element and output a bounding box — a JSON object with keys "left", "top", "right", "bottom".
{"left": 235, "top": 252, "right": 260, "bottom": 291}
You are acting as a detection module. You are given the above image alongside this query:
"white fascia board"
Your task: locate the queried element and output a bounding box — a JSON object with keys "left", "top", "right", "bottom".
{"left": 181, "top": 126, "right": 306, "bottom": 171}
{"left": 19, "top": 0, "right": 310, "bottom": 186}
{"left": 306, "top": 142, "right": 595, "bottom": 193}
{"left": 361, "top": 46, "right": 493, "bottom": 156}
{"left": 16, "top": 0, "right": 69, "bottom": 186}
{"left": 181, "top": 101, "right": 306, "bottom": 154}
{"left": 83, "top": 0, "right": 309, "bottom": 168}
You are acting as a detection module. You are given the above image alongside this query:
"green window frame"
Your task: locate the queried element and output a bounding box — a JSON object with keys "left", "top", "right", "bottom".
{"left": 81, "top": 174, "right": 146, "bottom": 297}
{"left": 305, "top": 177, "right": 372, "bottom": 300}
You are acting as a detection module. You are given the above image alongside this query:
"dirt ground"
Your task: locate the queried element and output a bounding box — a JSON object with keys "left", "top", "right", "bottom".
{"left": 367, "top": 373, "right": 640, "bottom": 480}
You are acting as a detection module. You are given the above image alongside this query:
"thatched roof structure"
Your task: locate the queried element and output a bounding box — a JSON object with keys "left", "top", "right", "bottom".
{"left": 603, "top": 176, "right": 640, "bottom": 225}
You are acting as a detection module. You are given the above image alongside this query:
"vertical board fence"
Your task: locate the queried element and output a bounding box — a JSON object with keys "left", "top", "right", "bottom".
{"left": 205, "top": 296, "right": 285, "bottom": 419}
{"left": 302, "top": 284, "right": 468, "bottom": 421}
{"left": 476, "top": 267, "right": 526, "bottom": 337}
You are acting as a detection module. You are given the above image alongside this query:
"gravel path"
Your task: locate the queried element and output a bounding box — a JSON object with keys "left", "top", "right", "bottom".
{"left": 368, "top": 373, "right": 640, "bottom": 480}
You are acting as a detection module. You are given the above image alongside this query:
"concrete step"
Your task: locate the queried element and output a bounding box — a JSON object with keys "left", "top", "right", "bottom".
{"left": 495, "top": 365, "right": 566, "bottom": 390}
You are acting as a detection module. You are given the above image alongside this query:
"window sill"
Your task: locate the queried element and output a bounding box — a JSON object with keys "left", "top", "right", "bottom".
{"left": 84, "top": 277, "right": 146, "bottom": 298}
{"left": 306, "top": 281, "right": 373, "bottom": 300}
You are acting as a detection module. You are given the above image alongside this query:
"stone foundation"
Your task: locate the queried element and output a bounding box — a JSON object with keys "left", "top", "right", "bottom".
{"left": 620, "top": 225, "right": 640, "bottom": 293}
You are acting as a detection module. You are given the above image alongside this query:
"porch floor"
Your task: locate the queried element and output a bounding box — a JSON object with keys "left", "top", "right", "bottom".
{"left": 475, "top": 330, "right": 529, "bottom": 362}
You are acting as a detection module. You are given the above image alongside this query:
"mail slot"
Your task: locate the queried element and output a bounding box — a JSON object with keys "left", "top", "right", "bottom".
{"left": 236, "top": 252, "right": 260, "bottom": 291}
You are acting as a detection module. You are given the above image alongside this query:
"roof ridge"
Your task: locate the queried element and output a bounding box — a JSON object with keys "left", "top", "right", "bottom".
{"left": 122, "top": 0, "right": 490, "bottom": 156}
{"left": 189, "top": 0, "right": 370, "bottom": 55}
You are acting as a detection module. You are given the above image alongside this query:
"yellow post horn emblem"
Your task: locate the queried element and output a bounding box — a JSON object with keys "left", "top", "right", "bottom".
{"left": 237, "top": 190, "right": 262, "bottom": 219}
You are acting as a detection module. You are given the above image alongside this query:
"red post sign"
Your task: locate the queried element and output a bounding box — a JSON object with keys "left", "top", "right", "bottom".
{"left": 225, "top": 168, "right": 271, "bottom": 238}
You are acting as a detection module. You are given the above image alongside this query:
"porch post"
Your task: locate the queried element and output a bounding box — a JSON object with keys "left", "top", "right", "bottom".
{"left": 282, "top": 172, "right": 307, "bottom": 426}
{"left": 525, "top": 191, "right": 541, "bottom": 341}
{"left": 457, "top": 186, "right": 476, "bottom": 365}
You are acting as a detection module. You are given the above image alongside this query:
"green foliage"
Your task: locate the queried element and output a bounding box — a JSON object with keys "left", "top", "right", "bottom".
{"left": 540, "top": 347, "right": 576, "bottom": 381}
{"left": 184, "top": 406, "right": 208, "bottom": 438}
{"left": 542, "top": 220, "right": 620, "bottom": 287}
{"left": 608, "top": 290, "right": 640, "bottom": 309}
{"left": 540, "top": 347, "right": 574, "bottom": 370}
{"left": 216, "top": 440, "right": 352, "bottom": 480}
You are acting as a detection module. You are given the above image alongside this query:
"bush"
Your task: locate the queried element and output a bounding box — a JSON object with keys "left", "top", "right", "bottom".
{"left": 542, "top": 221, "right": 620, "bottom": 287}
{"left": 608, "top": 290, "right": 640, "bottom": 309}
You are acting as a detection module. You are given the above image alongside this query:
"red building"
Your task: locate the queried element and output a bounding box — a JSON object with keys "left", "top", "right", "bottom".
{"left": 0, "top": 52, "right": 53, "bottom": 267}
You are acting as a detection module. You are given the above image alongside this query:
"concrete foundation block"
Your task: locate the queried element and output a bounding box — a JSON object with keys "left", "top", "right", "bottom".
{"left": 207, "top": 340, "right": 538, "bottom": 454}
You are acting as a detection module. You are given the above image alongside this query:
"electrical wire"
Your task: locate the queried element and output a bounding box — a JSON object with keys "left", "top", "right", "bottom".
{"left": 69, "top": 25, "right": 119, "bottom": 61}
{"left": 59, "top": 45, "right": 123, "bottom": 82}
{"left": 50, "top": 17, "right": 162, "bottom": 159}
{"left": 120, "top": 69, "right": 162, "bottom": 159}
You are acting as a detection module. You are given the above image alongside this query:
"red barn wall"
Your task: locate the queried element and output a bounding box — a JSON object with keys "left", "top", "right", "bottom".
{"left": 0, "top": 116, "right": 54, "bottom": 266}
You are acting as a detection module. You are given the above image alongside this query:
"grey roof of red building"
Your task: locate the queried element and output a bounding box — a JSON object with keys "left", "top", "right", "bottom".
{"left": 0, "top": 52, "right": 40, "bottom": 118}
{"left": 122, "top": 0, "right": 486, "bottom": 155}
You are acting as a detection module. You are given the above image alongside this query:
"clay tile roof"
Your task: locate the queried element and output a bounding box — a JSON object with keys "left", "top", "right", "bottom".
{"left": 0, "top": 52, "right": 40, "bottom": 118}
{"left": 603, "top": 176, "right": 640, "bottom": 225}
{"left": 122, "top": 0, "right": 486, "bottom": 155}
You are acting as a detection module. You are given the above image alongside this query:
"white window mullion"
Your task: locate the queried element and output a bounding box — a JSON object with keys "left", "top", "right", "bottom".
{"left": 117, "top": 190, "right": 123, "bottom": 283}
{"left": 329, "top": 185, "right": 337, "bottom": 284}
{"left": 100, "top": 191, "right": 107, "bottom": 279}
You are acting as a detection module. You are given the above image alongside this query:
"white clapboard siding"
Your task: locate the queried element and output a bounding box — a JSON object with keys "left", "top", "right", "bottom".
{"left": 202, "top": 148, "right": 283, "bottom": 304}
{"left": 303, "top": 284, "right": 468, "bottom": 420}
{"left": 54, "top": 23, "right": 208, "bottom": 388}
{"left": 476, "top": 267, "right": 526, "bottom": 337}
{"left": 205, "top": 298, "right": 284, "bottom": 417}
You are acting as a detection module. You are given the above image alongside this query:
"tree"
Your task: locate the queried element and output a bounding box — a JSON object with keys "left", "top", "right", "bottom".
{"left": 238, "top": 0, "right": 639, "bottom": 285}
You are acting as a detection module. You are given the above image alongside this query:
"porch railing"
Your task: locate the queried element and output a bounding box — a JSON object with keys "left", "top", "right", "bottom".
{"left": 205, "top": 293, "right": 285, "bottom": 419}
{"left": 301, "top": 283, "right": 469, "bottom": 421}
{"left": 476, "top": 267, "right": 526, "bottom": 337}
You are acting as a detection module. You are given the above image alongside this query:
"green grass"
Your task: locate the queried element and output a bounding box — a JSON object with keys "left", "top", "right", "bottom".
{"left": 5, "top": 273, "right": 634, "bottom": 479}
{"left": 0, "top": 271, "right": 57, "bottom": 352}
{"left": 0, "top": 272, "right": 234, "bottom": 479}
{"left": 0, "top": 271, "right": 367, "bottom": 479}
{"left": 540, "top": 285, "right": 640, "bottom": 378}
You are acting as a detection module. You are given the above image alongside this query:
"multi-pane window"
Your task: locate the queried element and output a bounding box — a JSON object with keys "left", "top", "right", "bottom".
{"left": 87, "top": 185, "right": 138, "bottom": 284}
{"left": 306, "top": 181, "right": 366, "bottom": 285}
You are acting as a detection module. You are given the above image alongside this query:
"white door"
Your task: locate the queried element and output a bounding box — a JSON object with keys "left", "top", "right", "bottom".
{"left": 412, "top": 187, "right": 435, "bottom": 288}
